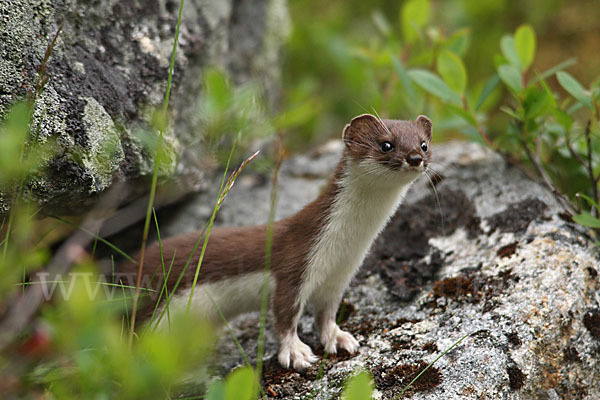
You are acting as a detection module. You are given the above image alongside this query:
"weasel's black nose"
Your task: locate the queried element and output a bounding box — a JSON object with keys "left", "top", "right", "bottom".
{"left": 406, "top": 153, "right": 423, "bottom": 166}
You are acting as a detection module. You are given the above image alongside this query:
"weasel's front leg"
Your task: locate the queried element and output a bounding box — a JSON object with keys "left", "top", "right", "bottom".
{"left": 273, "top": 285, "right": 318, "bottom": 370}
{"left": 313, "top": 289, "right": 359, "bottom": 354}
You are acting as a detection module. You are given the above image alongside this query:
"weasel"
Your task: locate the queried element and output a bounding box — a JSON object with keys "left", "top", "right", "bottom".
{"left": 119, "top": 113, "right": 433, "bottom": 370}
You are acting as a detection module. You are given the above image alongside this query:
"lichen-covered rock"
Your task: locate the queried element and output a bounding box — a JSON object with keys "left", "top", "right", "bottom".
{"left": 168, "top": 141, "right": 600, "bottom": 399}
{"left": 0, "top": 0, "right": 289, "bottom": 215}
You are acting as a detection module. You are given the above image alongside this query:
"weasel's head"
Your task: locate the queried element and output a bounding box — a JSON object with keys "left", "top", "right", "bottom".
{"left": 342, "top": 114, "right": 432, "bottom": 182}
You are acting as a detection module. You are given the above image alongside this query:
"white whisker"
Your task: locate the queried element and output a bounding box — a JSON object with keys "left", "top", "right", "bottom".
{"left": 424, "top": 170, "right": 445, "bottom": 235}
{"left": 370, "top": 107, "right": 394, "bottom": 138}
{"left": 343, "top": 139, "right": 378, "bottom": 152}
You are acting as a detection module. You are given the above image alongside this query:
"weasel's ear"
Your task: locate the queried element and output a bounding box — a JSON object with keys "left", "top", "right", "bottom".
{"left": 342, "top": 114, "right": 379, "bottom": 148}
{"left": 416, "top": 115, "right": 432, "bottom": 140}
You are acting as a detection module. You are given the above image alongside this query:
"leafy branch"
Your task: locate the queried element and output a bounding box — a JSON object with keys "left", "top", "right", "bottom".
{"left": 402, "top": 22, "right": 598, "bottom": 229}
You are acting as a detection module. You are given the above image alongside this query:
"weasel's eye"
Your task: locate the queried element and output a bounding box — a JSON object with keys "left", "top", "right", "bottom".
{"left": 420, "top": 141, "right": 428, "bottom": 152}
{"left": 380, "top": 141, "right": 394, "bottom": 153}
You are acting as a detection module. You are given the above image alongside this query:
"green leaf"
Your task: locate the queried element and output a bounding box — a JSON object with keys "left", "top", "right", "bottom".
{"left": 476, "top": 74, "right": 501, "bottom": 110}
{"left": 528, "top": 57, "right": 576, "bottom": 85}
{"left": 498, "top": 64, "right": 523, "bottom": 93}
{"left": 206, "top": 379, "right": 225, "bottom": 400}
{"left": 273, "top": 98, "right": 320, "bottom": 130}
{"left": 447, "top": 104, "right": 477, "bottom": 127}
{"left": 593, "top": 87, "right": 600, "bottom": 102}
{"left": 371, "top": 10, "right": 391, "bottom": 36}
{"left": 444, "top": 28, "right": 471, "bottom": 56}
{"left": 204, "top": 67, "right": 232, "bottom": 112}
{"left": 224, "top": 367, "right": 255, "bottom": 400}
{"left": 523, "top": 88, "right": 553, "bottom": 120}
{"left": 0, "top": 102, "right": 34, "bottom": 185}
{"left": 437, "top": 50, "right": 467, "bottom": 94}
{"left": 572, "top": 213, "right": 600, "bottom": 229}
{"left": 552, "top": 108, "right": 573, "bottom": 130}
{"left": 342, "top": 371, "right": 374, "bottom": 400}
{"left": 500, "top": 105, "right": 520, "bottom": 120}
{"left": 514, "top": 24, "right": 536, "bottom": 72}
{"left": 493, "top": 53, "right": 507, "bottom": 69}
{"left": 556, "top": 71, "right": 593, "bottom": 109}
{"left": 500, "top": 35, "right": 521, "bottom": 69}
{"left": 567, "top": 102, "right": 584, "bottom": 116}
{"left": 579, "top": 193, "right": 600, "bottom": 210}
{"left": 391, "top": 55, "right": 417, "bottom": 100}
{"left": 538, "top": 77, "right": 559, "bottom": 111}
{"left": 401, "top": 0, "right": 430, "bottom": 43}
{"left": 592, "top": 75, "right": 600, "bottom": 90}
{"left": 407, "top": 69, "right": 462, "bottom": 105}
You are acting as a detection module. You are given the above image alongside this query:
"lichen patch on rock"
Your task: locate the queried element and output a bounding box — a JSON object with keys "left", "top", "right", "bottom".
{"left": 0, "top": 0, "right": 290, "bottom": 215}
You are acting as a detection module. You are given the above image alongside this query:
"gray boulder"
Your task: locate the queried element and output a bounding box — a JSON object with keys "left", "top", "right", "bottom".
{"left": 170, "top": 141, "right": 599, "bottom": 399}
{"left": 0, "top": 0, "right": 289, "bottom": 215}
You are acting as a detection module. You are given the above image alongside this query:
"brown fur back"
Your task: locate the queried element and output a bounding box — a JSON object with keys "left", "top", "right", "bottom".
{"left": 118, "top": 163, "right": 344, "bottom": 322}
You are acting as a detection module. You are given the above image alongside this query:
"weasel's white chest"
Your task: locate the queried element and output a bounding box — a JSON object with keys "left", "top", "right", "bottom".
{"left": 300, "top": 178, "right": 410, "bottom": 305}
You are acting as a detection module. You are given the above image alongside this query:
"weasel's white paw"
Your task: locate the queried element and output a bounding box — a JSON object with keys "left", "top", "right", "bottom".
{"left": 322, "top": 325, "right": 359, "bottom": 354}
{"left": 278, "top": 334, "right": 319, "bottom": 371}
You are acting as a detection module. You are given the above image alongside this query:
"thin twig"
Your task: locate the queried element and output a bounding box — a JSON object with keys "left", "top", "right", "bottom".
{"left": 565, "top": 129, "right": 588, "bottom": 167}
{"left": 462, "top": 98, "right": 496, "bottom": 150}
{"left": 475, "top": 119, "right": 496, "bottom": 149}
{"left": 3, "top": 24, "right": 63, "bottom": 274}
{"left": 465, "top": 103, "right": 544, "bottom": 188}
{"left": 513, "top": 117, "right": 577, "bottom": 214}
{"left": 98, "top": 180, "right": 197, "bottom": 239}
{"left": 520, "top": 137, "right": 576, "bottom": 215}
{"left": 583, "top": 120, "right": 599, "bottom": 216}
{"left": 28, "top": 22, "right": 63, "bottom": 105}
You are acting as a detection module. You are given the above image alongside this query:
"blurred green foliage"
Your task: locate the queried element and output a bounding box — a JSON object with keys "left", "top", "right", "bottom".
{"left": 1, "top": 1, "right": 599, "bottom": 398}
{"left": 341, "top": 371, "right": 374, "bottom": 400}
{"left": 281, "top": 0, "right": 598, "bottom": 141}
{"left": 0, "top": 102, "right": 51, "bottom": 300}
{"left": 281, "top": 0, "right": 599, "bottom": 223}
{"left": 31, "top": 270, "right": 214, "bottom": 399}
{"left": 195, "top": 68, "right": 274, "bottom": 163}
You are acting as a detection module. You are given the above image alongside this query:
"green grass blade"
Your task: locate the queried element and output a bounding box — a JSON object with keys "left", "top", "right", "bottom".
{"left": 142, "top": 251, "right": 175, "bottom": 333}
{"left": 204, "top": 287, "right": 268, "bottom": 400}
{"left": 162, "top": 0, "right": 185, "bottom": 114}
{"left": 148, "top": 208, "right": 173, "bottom": 328}
{"left": 51, "top": 216, "right": 134, "bottom": 262}
{"left": 149, "top": 222, "right": 209, "bottom": 330}
{"left": 255, "top": 134, "right": 282, "bottom": 397}
{"left": 395, "top": 331, "right": 472, "bottom": 399}
{"left": 91, "top": 235, "right": 99, "bottom": 258}
{"left": 128, "top": 0, "right": 186, "bottom": 346}
{"left": 15, "top": 280, "right": 157, "bottom": 292}
{"left": 149, "top": 143, "right": 259, "bottom": 330}
{"left": 185, "top": 136, "right": 238, "bottom": 313}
